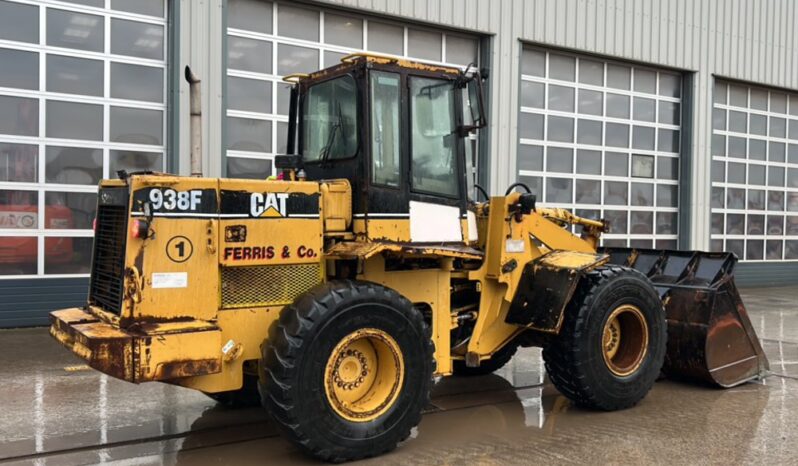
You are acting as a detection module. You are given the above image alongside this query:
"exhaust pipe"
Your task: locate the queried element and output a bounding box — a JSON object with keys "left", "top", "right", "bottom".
{"left": 185, "top": 66, "right": 202, "bottom": 177}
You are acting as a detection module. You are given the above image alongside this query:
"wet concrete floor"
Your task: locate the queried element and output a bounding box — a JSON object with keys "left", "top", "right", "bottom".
{"left": 1, "top": 286, "right": 797, "bottom": 465}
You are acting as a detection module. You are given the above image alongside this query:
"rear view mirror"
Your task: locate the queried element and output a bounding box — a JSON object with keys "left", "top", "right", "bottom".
{"left": 467, "top": 77, "right": 485, "bottom": 127}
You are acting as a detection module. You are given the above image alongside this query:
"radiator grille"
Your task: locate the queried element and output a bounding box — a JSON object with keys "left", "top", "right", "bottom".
{"left": 88, "top": 194, "right": 129, "bottom": 314}
{"left": 221, "top": 264, "right": 322, "bottom": 309}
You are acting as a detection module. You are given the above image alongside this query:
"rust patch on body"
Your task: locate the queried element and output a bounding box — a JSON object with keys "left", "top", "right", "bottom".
{"left": 154, "top": 359, "right": 221, "bottom": 379}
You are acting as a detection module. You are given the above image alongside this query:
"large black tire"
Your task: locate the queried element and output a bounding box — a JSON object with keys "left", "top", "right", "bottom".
{"left": 260, "top": 280, "right": 435, "bottom": 463}
{"left": 452, "top": 341, "right": 518, "bottom": 376}
{"left": 204, "top": 374, "right": 261, "bottom": 408}
{"left": 543, "top": 265, "right": 666, "bottom": 411}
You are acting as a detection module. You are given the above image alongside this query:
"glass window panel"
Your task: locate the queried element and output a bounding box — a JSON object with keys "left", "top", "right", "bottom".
{"left": 546, "top": 116, "right": 574, "bottom": 142}
{"left": 577, "top": 119, "right": 602, "bottom": 145}
{"left": 712, "top": 134, "right": 726, "bottom": 156}
{"left": 789, "top": 168, "right": 798, "bottom": 188}
{"left": 711, "top": 213, "right": 724, "bottom": 234}
{"left": 109, "top": 150, "right": 162, "bottom": 174}
{"left": 630, "top": 182, "right": 653, "bottom": 206}
{"left": 632, "top": 126, "right": 655, "bottom": 150}
{"left": 110, "top": 107, "right": 162, "bottom": 145}
{"left": 228, "top": 0, "right": 272, "bottom": 34}
{"left": 47, "top": 54, "right": 103, "bottom": 97}
{"left": 276, "top": 121, "right": 287, "bottom": 154}
{"left": 631, "top": 154, "right": 654, "bottom": 178}
{"left": 658, "top": 156, "right": 678, "bottom": 180}
{"left": 519, "top": 175, "right": 542, "bottom": 196}
{"left": 577, "top": 89, "right": 602, "bottom": 115}
{"left": 727, "top": 162, "right": 745, "bottom": 184}
{"left": 228, "top": 36, "right": 271, "bottom": 74}
{"left": 657, "top": 128, "right": 679, "bottom": 153}
{"left": 47, "top": 9, "right": 103, "bottom": 52}
{"left": 728, "top": 110, "right": 747, "bottom": 133}
{"left": 770, "top": 117, "right": 787, "bottom": 138}
{"left": 633, "top": 69, "right": 656, "bottom": 94}
{"left": 408, "top": 28, "right": 442, "bottom": 61}
{"left": 227, "top": 117, "right": 270, "bottom": 152}
{"left": 768, "top": 165, "right": 785, "bottom": 187}
{"left": 368, "top": 21, "right": 403, "bottom": 55}
{"left": 605, "top": 123, "right": 629, "bottom": 147}
{"left": 605, "top": 152, "right": 628, "bottom": 176}
{"left": 632, "top": 97, "right": 655, "bottom": 122}
{"left": 0, "top": 1, "right": 38, "bottom": 44}
{"left": 713, "top": 81, "right": 727, "bottom": 104}
{"left": 521, "top": 81, "right": 544, "bottom": 108}
{"left": 748, "top": 189, "right": 765, "bottom": 210}
{"left": 0, "top": 143, "right": 37, "bottom": 183}
{"left": 749, "top": 139, "right": 766, "bottom": 160}
{"left": 659, "top": 73, "right": 681, "bottom": 97}
{"left": 657, "top": 239, "right": 678, "bottom": 249}
{"left": 792, "top": 96, "right": 798, "bottom": 116}
{"left": 549, "top": 54, "right": 575, "bottom": 81}
{"left": 0, "top": 190, "right": 38, "bottom": 229}
{"left": 788, "top": 217, "right": 798, "bottom": 235}
{"left": 44, "top": 237, "right": 92, "bottom": 274}
{"left": 277, "top": 44, "right": 319, "bottom": 76}
{"left": 790, "top": 192, "right": 798, "bottom": 212}
{"left": 578, "top": 58, "right": 603, "bottom": 85}
{"left": 521, "top": 47, "right": 545, "bottom": 77}
{"left": 576, "top": 149, "right": 601, "bottom": 175}
{"left": 518, "top": 113, "right": 544, "bottom": 140}
{"left": 630, "top": 211, "right": 653, "bottom": 234}
{"left": 604, "top": 210, "right": 628, "bottom": 233}
{"left": 46, "top": 101, "right": 101, "bottom": 141}
{"left": 545, "top": 177, "right": 572, "bottom": 203}
{"left": 789, "top": 120, "right": 798, "bottom": 140}
{"left": 575, "top": 179, "right": 601, "bottom": 204}
{"left": 0, "top": 96, "right": 37, "bottom": 137}
{"left": 111, "top": 19, "right": 163, "bottom": 60}
{"left": 789, "top": 144, "right": 798, "bottom": 164}
{"left": 768, "top": 191, "right": 785, "bottom": 211}
{"left": 726, "top": 213, "right": 744, "bottom": 234}
{"left": 604, "top": 181, "right": 628, "bottom": 205}
{"left": 726, "top": 239, "right": 744, "bottom": 259}
{"left": 111, "top": 0, "right": 164, "bottom": 17}
{"left": 712, "top": 108, "right": 726, "bottom": 130}
{"left": 767, "top": 215, "right": 784, "bottom": 235}
{"left": 226, "top": 156, "right": 272, "bottom": 179}
{"left": 746, "top": 240, "right": 764, "bottom": 260}
{"left": 0, "top": 48, "right": 38, "bottom": 90}
{"left": 45, "top": 192, "right": 95, "bottom": 230}
{"left": 787, "top": 241, "right": 798, "bottom": 260}
{"left": 45, "top": 146, "right": 101, "bottom": 185}
{"left": 548, "top": 84, "right": 574, "bottom": 112}
{"left": 409, "top": 77, "right": 457, "bottom": 196}
{"left": 729, "top": 84, "right": 748, "bottom": 107}
{"left": 711, "top": 187, "right": 724, "bottom": 209}
{"left": 749, "top": 114, "right": 767, "bottom": 136}
{"left": 228, "top": 76, "right": 271, "bottom": 113}
{"left": 771, "top": 92, "right": 788, "bottom": 113}
{"left": 110, "top": 63, "right": 163, "bottom": 103}
{"left": 747, "top": 214, "right": 765, "bottom": 235}
{"left": 606, "top": 93, "right": 630, "bottom": 119}
{"left": 277, "top": 4, "right": 319, "bottom": 41}
{"left": 712, "top": 160, "right": 725, "bottom": 182}
{"left": 277, "top": 83, "right": 291, "bottom": 115}
{"left": 607, "top": 64, "right": 631, "bottom": 90}
{"left": 748, "top": 164, "right": 766, "bottom": 185}
{"left": 659, "top": 101, "right": 679, "bottom": 125}
{"left": 546, "top": 147, "right": 573, "bottom": 173}
{"left": 766, "top": 240, "right": 783, "bottom": 260}
{"left": 657, "top": 184, "right": 678, "bottom": 207}
{"left": 370, "top": 71, "right": 400, "bottom": 187}
{"left": 726, "top": 187, "right": 745, "bottom": 209}
{"left": 750, "top": 88, "right": 768, "bottom": 110}
{"left": 446, "top": 35, "right": 478, "bottom": 66}
{"left": 518, "top": 144, "right": 543, "bottom": 171}
{"left": 324, "top": 13, "right": 362, "bottom": 48}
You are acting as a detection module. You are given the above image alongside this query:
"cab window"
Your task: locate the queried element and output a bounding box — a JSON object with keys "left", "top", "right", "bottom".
{"left": 370, "top": 71, "right": 401, "bottom": 187}
{"left": 302, "top": 75, "right": 358, "bottom": 162}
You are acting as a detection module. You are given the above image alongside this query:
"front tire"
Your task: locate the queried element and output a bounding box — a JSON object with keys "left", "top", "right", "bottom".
{"left": 543, "top": 265, "right": 666, "bottom": 411}
{"left": 260, "top": 280, "right": 434, "bottom": 463}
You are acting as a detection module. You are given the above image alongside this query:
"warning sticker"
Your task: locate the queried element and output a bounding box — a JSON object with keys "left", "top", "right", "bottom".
{"left": 152, "top": 272, "right": 188, "bottom": 289}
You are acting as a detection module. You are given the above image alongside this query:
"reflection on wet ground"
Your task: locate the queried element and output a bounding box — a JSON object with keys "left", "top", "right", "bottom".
{"left": 1, "top": 286, "right": 797, "bottom": 465}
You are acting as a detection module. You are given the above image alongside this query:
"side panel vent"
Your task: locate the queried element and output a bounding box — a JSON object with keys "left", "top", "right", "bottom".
{"left": 221, "top": 264, "right": 322, "bottom": 309}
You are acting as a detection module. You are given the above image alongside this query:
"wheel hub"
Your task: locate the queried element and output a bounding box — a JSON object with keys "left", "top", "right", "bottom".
{"left": 601, "top": 304, "right": 649, "bottom": 377}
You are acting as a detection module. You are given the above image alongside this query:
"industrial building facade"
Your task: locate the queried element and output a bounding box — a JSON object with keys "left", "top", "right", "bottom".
{"left": 0, "top": 0, "right": 796, "bottom": 326}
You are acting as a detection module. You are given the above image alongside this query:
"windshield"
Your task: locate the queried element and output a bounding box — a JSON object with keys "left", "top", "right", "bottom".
{"left": 301, "top": 75, "right": 358, "bottom": 162}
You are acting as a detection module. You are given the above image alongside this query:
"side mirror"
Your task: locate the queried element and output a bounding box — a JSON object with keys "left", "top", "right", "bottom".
{"left": 466, "top": 76, "right": 486, "bottom": 128}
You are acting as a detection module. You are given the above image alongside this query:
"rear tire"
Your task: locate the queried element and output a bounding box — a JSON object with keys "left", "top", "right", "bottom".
{"left": 543, "top": 265, "right": 666, "bottom": 411}
{"left": 452, "top": 341, "right": 518, "bottom": 376}
{"left": 260, "top": 280, "right": 434, "bottom": 463}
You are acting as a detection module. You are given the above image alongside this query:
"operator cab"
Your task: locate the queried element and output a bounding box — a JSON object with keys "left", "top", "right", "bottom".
{"left": 280, "top": 54, "right": 486, "bottom": 243}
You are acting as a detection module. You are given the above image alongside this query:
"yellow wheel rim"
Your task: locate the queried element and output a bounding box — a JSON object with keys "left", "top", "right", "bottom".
{"left": 601, "top": 305, "right": 649, "bottom": 377}
{"left": 324, "top": 328, "right": 404, "bottom": 422}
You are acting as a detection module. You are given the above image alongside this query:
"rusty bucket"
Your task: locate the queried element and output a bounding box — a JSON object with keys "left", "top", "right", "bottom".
{"left": 603, "top": 248, "right": 769, "bottom": 387}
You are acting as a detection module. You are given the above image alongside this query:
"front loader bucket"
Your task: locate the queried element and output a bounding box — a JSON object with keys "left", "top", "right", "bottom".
{"left": 603, "top": 248, "right": 769, "bottom": 387}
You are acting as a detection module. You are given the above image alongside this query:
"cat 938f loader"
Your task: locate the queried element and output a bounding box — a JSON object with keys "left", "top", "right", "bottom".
{"left": 50, "top": 55, "right": 768, "bottom": 462}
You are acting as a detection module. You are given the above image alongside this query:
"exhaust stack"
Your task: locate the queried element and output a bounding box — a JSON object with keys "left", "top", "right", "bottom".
{"left": 185, "top": 66, "right": 202, "bottom": 177}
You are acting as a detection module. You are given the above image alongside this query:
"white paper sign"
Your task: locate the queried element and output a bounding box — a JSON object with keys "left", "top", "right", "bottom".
{"left": 152, "top": 272, "right": 188, "bottom": 289}
{"left": 506, "top": 239, "right": 525, "bottom": 253}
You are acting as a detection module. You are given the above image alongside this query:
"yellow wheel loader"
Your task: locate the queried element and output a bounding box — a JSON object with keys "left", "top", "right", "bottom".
{"left": 50, "top": 54, "right": 768, "bottom": 462}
